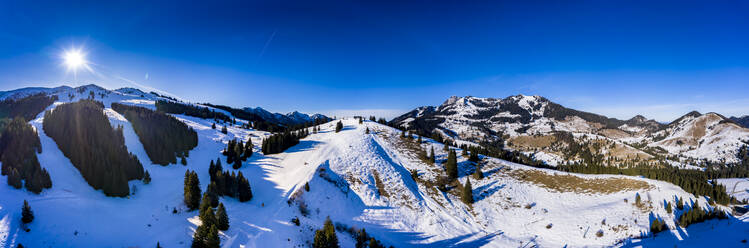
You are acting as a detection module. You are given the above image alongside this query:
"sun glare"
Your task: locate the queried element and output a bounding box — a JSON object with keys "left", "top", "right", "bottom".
{"left": 64, "top": 49, "right": 87, "bottom": 70}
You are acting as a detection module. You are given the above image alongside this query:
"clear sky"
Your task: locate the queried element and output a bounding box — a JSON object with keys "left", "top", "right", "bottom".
{"left": 1, "top": 0, "right": 748, "bottom": 121}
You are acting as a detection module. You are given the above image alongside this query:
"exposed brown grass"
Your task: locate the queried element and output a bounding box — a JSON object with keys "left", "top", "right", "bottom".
{"left": 509, "top": 169, "right": 652, "bottom": 194}
{"left": 508, "top": 135, "right": 556, "bottom": 149}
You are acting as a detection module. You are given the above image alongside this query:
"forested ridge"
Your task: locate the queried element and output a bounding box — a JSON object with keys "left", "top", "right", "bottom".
{"left": 43, "top": 100, "right": 143, "bottom": 197}
{"left": 0, "top": 93, "right": 57, "bottom": 121}
{"left": 155, "top": 100, "right": 231, "bottom": 122}
{"left": 112, "top": 103, "right": 198, "bottom": 165}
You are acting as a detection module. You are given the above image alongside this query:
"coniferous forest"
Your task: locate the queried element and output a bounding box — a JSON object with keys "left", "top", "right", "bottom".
{"left": 112, "top": 103, "right": 198, "bottom": 165}
{"left": 208, "top": 159, "right": 253, "bottom": 202}
{"left": 155, "top": 100, "right": 231, "bottom": 122}
{"left": 261, "top": 129, "right": 309, "bottom": 155}
{"left": 43, "top": 100, "right": 144, "bottom": 197}
{"left": 0, "top": 117, "right": 52, "bottom": 193}
{"left": 0, "top": 93, "right": 57, "bottom": 121}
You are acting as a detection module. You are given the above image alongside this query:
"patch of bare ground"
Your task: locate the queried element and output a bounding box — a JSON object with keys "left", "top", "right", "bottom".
{"left": 599, "top": 128, "right": 633, "bottom": 139}
{"left": 508, "top": 135, "right": 556, "bottom": 149}
{"left": 608, "top": 143, "right": 653, "bottom": 160}
{"left": 509, "top": 169, "right": 652, "bottom": 194}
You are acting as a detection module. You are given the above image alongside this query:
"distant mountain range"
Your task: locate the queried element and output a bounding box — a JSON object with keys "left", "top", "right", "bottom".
{"left": 242, "top": 107, "right": 328, "bottom": 126}
{"left": 730, "top": 115, "right": 749, "bottom": 129}
{"left": 391, "top": 95, "right": 749, "bottom": 165}
{"left": 0, "top": 84, "right": 329, "bottom": 127}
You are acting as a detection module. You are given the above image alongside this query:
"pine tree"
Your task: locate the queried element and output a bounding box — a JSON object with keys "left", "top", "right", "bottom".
{"left": 181, "top": 155, "right": 187, "bottom": 166}
{"left": 192, "top": 223, "right": 209, "bottom": 248}
{"left": 199, "top": 195, "right": 217, "bottom": 227}
{"left": 462, "top": 178, "right": 473, "bottom": 205}
{"left": 305, "top": 182, "right": 310, "bottom": 192}
{"left": 211, "top": 123, "right": 216, "bottom": 129}
{"left": 666, "top": 202, "right": 672, "bottom": 214}
{"left": 313, "top": 216, "right": 339, "bottom": 248}
{"left": 365, "top": 127, "right": 370, "bottom": 134}
{"left": 206, "top": 182, "right": 219, "bottom": 208}
{"left": 21, "top": 200, "right": 33, "bottom": 223}
{"left": 157, "top": 242, "right": 162, "bottom": 248}
{"left": 216, "top": 202, "right": 229, "bottom": 231}
{"left": 429, "top": 146, "right": 435, "bottom": 164}
{"left": 473, "top": 165, "right": 483, "bottom": 180}
{"left": 676, "top": 197, "right": 684, "bottom": 210}
{"left": 185, "top": 171, "right": 201, "bottom": 210}
{"left": 446, "top": 149, "right": 458, "bottom": 180}
{"left": 635, "top": 193, "right": 642, "bottom": 206}
{"left": 143, "top": 170, "right": 151, "bottom": 184}
{"left": 355, "top": 228, "right": 368, "bottom": 248}
{"left": 205, "top": 224, "right": 220, "bottom": 248}
{"left": 221, "top": 126, "right": 228, "bottom": 134}
{"left": 335, "top": 121, "right": 343, "bottom": 133}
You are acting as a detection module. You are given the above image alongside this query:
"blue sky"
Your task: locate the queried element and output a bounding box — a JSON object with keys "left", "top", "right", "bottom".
{"left": 1, "top": 0, "right": 748, "bottom": 121}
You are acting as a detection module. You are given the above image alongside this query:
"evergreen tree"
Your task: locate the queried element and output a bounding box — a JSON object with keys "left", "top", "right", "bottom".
{"left": 365, "top": 127, "right": 370, "bottom": 134}
{"left": 676, "top": 197, "right": 684, "bottom": 210}
{"left": 335, "top": 121, "right": 343, "bottom": 133}
{"left": 237, "top": 171, "right": 253, "bottom": 202}
{"left": 221, "top": 126, "right": 228, "bottom": 134}
{"left": 212, "top": 123, "right": 216, "bottom": 129}
{"left": 192, "top": 224, "right": 210, "bottom": 248}
{"left": 473, "top": 165, "right": 483, "bottom": 180}
{"left": 446, "top": 149, "right": 458, "bottom": 180}
{"left": 205, "top": 224, "right": 220, "bottom": 248}
{"left": 143, "top": 170, "right": 151, "bottom": 184}
{"left": 181, "top": 155, "right": 187, "bottom": 165}
{"left": 429, "top": 146, "right": 436, "bottom": 164}
{"left": 635, "top": 193, "right": 642, "bottom": 206}
{"left": 184, "top": 171, "right": 202, "bottom": 210}
{"left": 206, "top": 183, "right": 219, "bottom": 208}
{"left": 355, "top": 228, "right": 368, "bottom": 248}
{"left": 216, "top": 203, "right": 229, "bottom": 231}
{"left": 313, "top": 217, "right": 339, "bottom": 248}
{"left": 199, "top": 195, "right": 217, "bottom": 228}
{"left": 462, "top": 178, "right": 473, "bottom": 205}
{"left": 21, "top": 200, "right": 33, "bottom": 223}
{"left": 666, "top": 202, "right": 672, "bottom": 214}
{"left": 305, "top": 182, "right": 310, "bottom": 192}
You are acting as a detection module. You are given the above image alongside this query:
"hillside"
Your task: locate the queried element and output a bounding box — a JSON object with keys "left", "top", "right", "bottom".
{"left": 0, "top": 86, "right": 747, "bottom": 247}
{"left": 391, "top": 95, "right": 749, "bottom": 166}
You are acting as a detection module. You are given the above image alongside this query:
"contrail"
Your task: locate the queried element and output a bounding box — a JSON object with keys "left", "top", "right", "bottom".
{"left": 255, "top": 29, "right": 277, "bottom": 66}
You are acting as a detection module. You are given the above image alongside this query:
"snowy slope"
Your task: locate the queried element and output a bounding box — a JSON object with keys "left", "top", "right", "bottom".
{"left": 1, "top": 86, "right": 747, "bottom": 247}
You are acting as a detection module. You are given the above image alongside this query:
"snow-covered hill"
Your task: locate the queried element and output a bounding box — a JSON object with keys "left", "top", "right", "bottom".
{"left": 391, "top": 95, "right": 749, "bottom": 166}
{"left": 1, "top": 86, "right": 748, "bottom": 247}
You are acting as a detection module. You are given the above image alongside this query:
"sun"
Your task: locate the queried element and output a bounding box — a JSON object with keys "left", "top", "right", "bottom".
{"left": 63, "top": 49, "right": 87, "bottom": 71}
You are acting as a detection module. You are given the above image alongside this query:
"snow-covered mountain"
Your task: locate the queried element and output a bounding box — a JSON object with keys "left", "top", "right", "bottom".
{"left": 1, "top": 85, "right": 747, "bottom": 247}
{"left": 243, "top": 106, "right": 329, "bottom": 125}
{"left": 391, "top": 95, "right": 749, "bottom": 165}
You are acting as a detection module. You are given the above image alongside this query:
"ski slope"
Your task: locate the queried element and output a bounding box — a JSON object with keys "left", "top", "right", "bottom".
{"left": 1, "top": 89, "right": 748, "bottom": 247}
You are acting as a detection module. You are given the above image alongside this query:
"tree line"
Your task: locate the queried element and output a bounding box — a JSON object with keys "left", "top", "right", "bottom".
{"left": 261, "top": 128, "right": 309, "bottom": 155}
{"left": 43, "top": 100, "right": 144, "bottom": 197}
{"left": 155, "top": 100, "right": 231, "bottom": 122}
{"left": 112, "top": 103, "right": 198, "bottom": 165}
{"left": 0, "top": 93, "right": 57, "bottom": 121}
